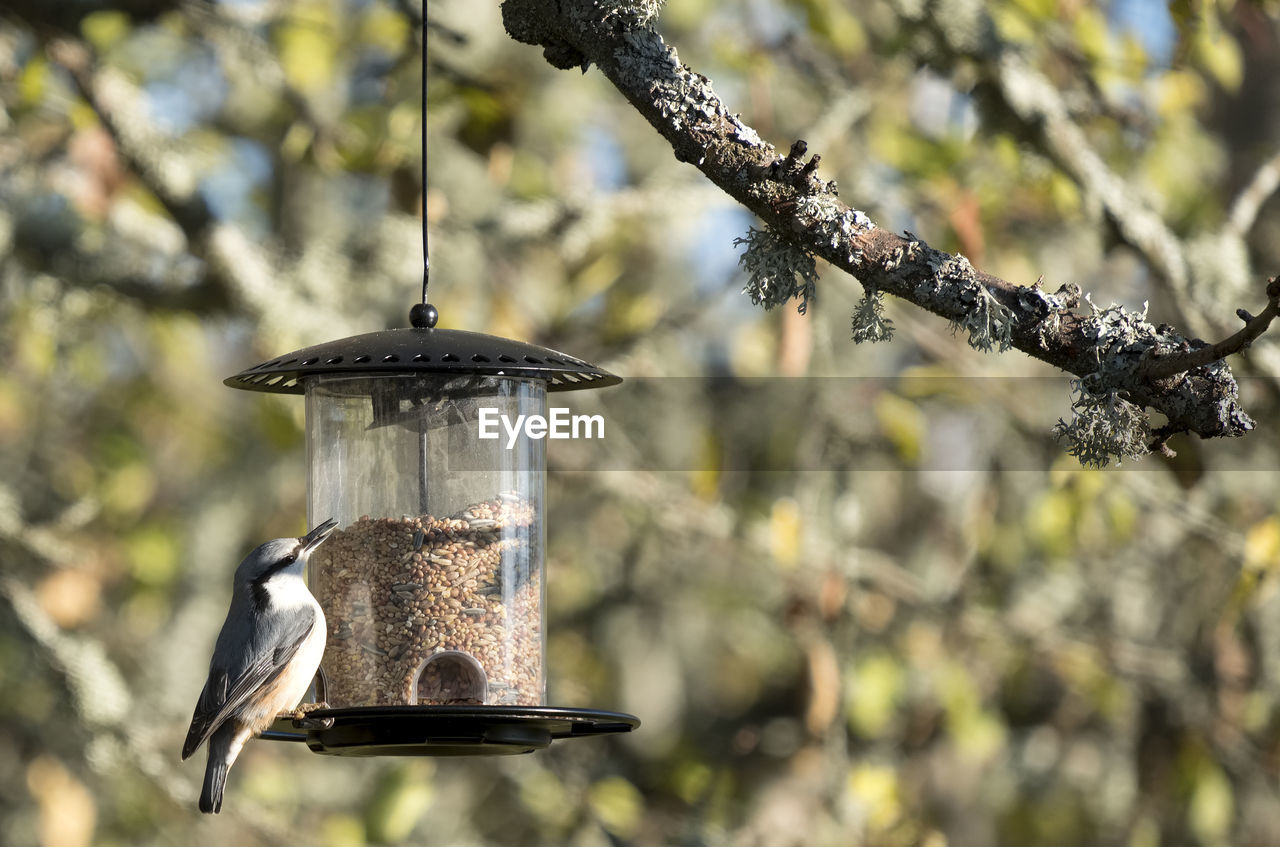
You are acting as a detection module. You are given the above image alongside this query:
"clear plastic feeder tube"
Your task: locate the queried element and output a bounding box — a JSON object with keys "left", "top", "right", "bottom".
{"left": 305, "top": 374, "right": 547, "bottom": 708}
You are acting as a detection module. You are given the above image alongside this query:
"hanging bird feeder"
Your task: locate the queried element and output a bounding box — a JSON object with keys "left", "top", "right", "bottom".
{"left": 226, "top": 304, "right": 638, "bottom": 755}
{"left": 222, "top": 17, "right": 636, "bottom": 756}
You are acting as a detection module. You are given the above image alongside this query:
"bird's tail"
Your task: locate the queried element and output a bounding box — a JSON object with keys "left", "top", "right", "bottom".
{"left": 200, "top": 756, "right": 229, "bottom": 814}
{"left": 200, "top": 727, "right": 240, "bottom": 814}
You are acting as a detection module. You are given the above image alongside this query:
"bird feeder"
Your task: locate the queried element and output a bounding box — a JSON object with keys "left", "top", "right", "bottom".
{"left": 225, "top": 306, "right": 638, "bottom": 755}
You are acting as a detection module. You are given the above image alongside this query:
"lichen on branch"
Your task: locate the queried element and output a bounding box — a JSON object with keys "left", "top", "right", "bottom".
{"left": 500, "top": 0, "right": 1273, "bottom": 465}
{"left": 1054, "top": 381, "right": 1151, "bottom": 468}
{"left": 734, "top": 226, "right": 818, "bottom": 314}
{"left": 851, "top": 288, "right": 894, "bottom": 344}
{"left": 945, "top": 273, "right": 1014, "bottom": 354}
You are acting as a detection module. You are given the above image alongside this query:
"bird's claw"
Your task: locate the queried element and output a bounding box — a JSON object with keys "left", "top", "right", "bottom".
{"left": 284, "top": 701, "right": 333, "bottom": 729}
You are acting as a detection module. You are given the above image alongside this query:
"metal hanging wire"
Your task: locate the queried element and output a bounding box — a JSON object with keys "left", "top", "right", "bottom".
{"left": 420, "top": 18, "right": 429, "bottom": 304}
{"left": 411, "top": 17, "right": 438, "bottom": 330}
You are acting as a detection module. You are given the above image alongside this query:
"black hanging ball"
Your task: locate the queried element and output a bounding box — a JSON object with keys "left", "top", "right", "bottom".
{"left": 410, "top": 303, "right": 439, "bottom": 329}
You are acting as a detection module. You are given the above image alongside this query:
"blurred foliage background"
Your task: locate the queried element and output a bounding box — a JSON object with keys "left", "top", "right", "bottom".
{"left": 3, "top": 0, "right": 1280, "bottom": 845}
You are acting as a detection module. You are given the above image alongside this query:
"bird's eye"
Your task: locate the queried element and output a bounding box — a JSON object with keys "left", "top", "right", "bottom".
{"left": 282, "top": 552, "right": 298, "bottom": 565}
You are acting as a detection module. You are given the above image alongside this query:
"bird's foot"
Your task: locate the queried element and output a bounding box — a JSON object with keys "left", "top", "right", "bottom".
{"left": 293, "top": 700, "right": 330, "bottom": 716}
{"left": 284, "top": 701, "right": 333, "bottom": 729}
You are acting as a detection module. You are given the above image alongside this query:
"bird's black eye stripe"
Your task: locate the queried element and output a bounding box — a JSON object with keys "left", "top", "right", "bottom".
{"left": 251, "top": 549, "right": 302, "bottom": 589}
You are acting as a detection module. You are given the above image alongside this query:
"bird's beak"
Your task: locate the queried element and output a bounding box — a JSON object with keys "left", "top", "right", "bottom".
{"left": 300, "top": 518, "right": 338, "bottom": 554}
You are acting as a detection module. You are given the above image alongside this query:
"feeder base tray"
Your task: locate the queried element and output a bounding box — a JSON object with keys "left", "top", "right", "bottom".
{"left": 262, "top": 705, "right": 639, "bottom": 756}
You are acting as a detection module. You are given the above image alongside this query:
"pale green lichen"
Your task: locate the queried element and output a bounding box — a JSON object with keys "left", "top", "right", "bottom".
{"left": 1081, "top": 296, "right": 1157, "bottom": 362}
{"left": 614, "top": 28, "right": 761, "bottom": 152}
{"left": 1053, "top": 379, "right": 1150, "bottom": 468}
{"left": 599, "top": 0, "right": 666, "bottom": 28}
{"left": 1049, "top": 298, "right": 1168, "bottom": 466}
{"left": 794, "top": 194, "right": 874, "bottom": 263}
{"left": 1048, "top": 297, "right": 1173, "bottom": 466}
{"left": 851, "top": 288, "right": 894, "bottom": 343}
{"left": 1014, "top": 284, "right": 1074, "bottom": 350}
{"left": 734, "top": 225, "right": 818, "bottom": 314}
{"left": 948, "top": 280, "right": 1014, "bottom": 352}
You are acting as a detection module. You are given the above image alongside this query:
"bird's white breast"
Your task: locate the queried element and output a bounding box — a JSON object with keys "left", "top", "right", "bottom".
{"left": 254, "top": 573, "right": 327, "bottom": 721}
{"left": 278, "top": 610, "right": 327, "bottom": 708}
{"left": 267, "top": 572, "right": 321, "bottom": 610}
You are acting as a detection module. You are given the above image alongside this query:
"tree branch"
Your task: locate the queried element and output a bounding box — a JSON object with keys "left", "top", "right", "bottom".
{"left": 888, "top": 0, "right": 1280, "bottom": 394}
{"left": 1228, "top": 149, "right": 1280, "bottom": 237}
{"left": 1142, "top": 277, "right": 1280, "bottom": 381}
{"left": 1, "top": 0, "right": 178, "bottom": 34}
{"left": 48, "top": 40, "right": 217, "bottom": 241}
{"left": 44, "top": 36, "right": 366, "bottom": 343}
{"left": 891, "top": 1, "right": 1197, "bottom": 306}
{"left": 500, "top": 0, "right": 1267, "bottom": 451}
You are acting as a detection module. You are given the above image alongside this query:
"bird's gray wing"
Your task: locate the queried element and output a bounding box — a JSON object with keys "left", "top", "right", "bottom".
{"left": 181, "top": 604, "right": 316, "bottom": 760}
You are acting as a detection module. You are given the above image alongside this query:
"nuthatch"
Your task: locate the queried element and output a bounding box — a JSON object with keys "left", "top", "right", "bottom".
{"left": 182, "top": 518, "right": 337, "bottom": 813}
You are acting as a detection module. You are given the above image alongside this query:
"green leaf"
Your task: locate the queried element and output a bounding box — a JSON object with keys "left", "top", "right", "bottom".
{"left": 1194, "top": 23, "right": 1243, "bottom": 91}
{"left": 81, "top": 11, "right": 130, "bottom": 51}
{"left": 365, "top": 765, "right": 434, "bottom": 845}
{"left": 588, "top": 776, "right": 645, "bottom": 838}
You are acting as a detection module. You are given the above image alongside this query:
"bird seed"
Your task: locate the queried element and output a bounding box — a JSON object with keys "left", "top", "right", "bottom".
{"left": 309, "top": 495, "right": 542, "bottom": 707}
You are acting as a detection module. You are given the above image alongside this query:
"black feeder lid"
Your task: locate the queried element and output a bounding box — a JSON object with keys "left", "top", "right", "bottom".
{"left": 225, "top": 327, "right": 621, "bottom": 394}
